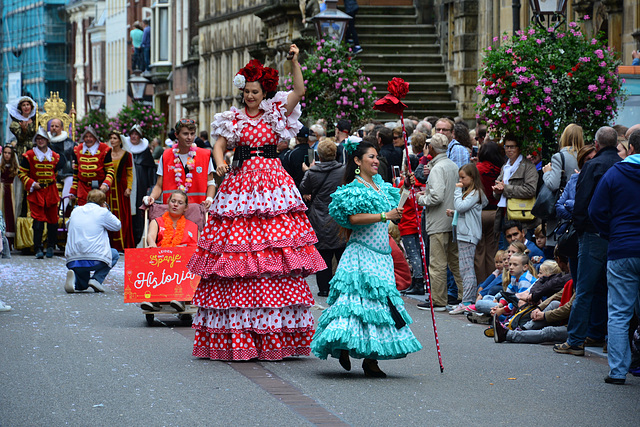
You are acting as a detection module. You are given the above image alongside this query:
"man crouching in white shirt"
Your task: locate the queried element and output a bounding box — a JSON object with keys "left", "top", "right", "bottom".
{"left": 64, "top": 189, "right": 121, "bottom": 293}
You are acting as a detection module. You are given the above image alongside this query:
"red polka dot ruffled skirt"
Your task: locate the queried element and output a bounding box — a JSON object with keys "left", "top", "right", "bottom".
{"left": 188, "top": 157, "right": 326, "bottom": 360}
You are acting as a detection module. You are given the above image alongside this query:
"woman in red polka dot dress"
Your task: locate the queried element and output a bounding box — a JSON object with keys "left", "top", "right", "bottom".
{"left": 187, "top": 45, "right": 326, "bottom": 361}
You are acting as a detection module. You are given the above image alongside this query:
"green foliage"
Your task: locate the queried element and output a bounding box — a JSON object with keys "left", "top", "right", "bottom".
{"left": 110, "top": 102, "right": 166, "bottom": 140}
{"left": 285, "top": 38, "right": 376, "bottom": 131}
{"left": 476, "top": 20, "right": 626, "bottom": 156}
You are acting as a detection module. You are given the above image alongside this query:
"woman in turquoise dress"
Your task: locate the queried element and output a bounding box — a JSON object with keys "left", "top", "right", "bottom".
{"left": 311, "top": 140, "right": 422, "bottom": 377}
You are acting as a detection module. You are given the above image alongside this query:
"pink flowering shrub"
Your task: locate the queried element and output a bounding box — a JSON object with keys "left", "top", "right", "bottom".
{"left": 111, "top": 102, "right": 166, "bottom": 140}
{"left": 75, "top": 102, "right": 166, "bottom": 142}
{"left": 476, "top": 22, "right": 626, "bottom": 156}
{"left": 284, "top": 37, "right": 376, "bottom": 129}
{"left": 75, "top": 110, "right": 111, "bottom": 142}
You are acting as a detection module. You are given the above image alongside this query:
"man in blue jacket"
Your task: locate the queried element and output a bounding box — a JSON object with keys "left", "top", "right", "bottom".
{"left": 589, "top": 129, "right": 640, "bottom": 384}
{"left": 554, "top": 126, "right": 621, "bottom": 357}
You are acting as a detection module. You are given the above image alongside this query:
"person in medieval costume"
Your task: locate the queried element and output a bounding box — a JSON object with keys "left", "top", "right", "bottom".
{"left": 69, "top": 127, "right": 115, "bottom": 206}
{"left": 125, "top": 124, "right": 156, "bottom": 246}
{"left": 6, "top": 96, "right": 37, "bottom": 252}
{"left": 105, "top": 130, "right": 136, "bottom": 251}
{"left": 7, "top": 96, "right": 37, "bottom": 158}
{"left": 18, "top": 127, "right": 63, "bottom": 259}
{"left": 48, "top": 117, "right": 77, "bottom": 212}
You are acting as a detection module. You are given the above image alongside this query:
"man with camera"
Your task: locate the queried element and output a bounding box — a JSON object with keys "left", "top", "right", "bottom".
{"left": 64, "top": 189, "right": 121, "bottom": 293}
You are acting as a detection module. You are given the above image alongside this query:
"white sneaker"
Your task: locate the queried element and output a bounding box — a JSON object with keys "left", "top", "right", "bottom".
{"left": 449, "top": 303, "right": 468, "bottom": 315}
{"left": 170, "top": 300, "right": 186, "bottom": 312}
{"left": 140, "top": 302, "right": 162, "bottom": 311}
{"left": 0, "top": 300, "right": 12, "bottom": 312}
{"left": 64, "top": 270, "right": 76, "bottom": 293}
{"left": 88, "top": 279, "right": 105, "bottom": 293}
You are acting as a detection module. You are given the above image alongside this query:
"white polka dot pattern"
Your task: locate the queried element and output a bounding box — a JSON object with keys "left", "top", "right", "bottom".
{"left": 190, "top": 110, "right": 324, "bottom": 361}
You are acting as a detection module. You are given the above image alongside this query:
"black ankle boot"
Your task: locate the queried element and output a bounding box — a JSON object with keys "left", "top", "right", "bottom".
{"left": 362, "top": 359, "right": 386, "bottom": 378}
{"left": 402, "top": 278, "right": 425, "bottom": 295}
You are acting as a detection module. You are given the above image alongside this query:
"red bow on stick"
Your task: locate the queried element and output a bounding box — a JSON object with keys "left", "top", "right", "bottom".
{"left": 372, "top": 78, "right": 409, "bottom": 115}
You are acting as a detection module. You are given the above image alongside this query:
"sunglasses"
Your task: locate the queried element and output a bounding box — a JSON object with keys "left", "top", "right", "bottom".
{"left": 176, "top": 118, "right": 196, "bottom": 130}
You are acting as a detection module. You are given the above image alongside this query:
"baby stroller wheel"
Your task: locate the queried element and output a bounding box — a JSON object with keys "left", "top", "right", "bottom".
{"left": 145, "top": 313, "right": 155, "bottom": 326}
{"left": 178, "top": 313, "right": 193, "bottom": 326}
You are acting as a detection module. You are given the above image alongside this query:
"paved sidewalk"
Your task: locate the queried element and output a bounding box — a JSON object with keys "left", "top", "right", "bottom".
{"left": 0, "top": 254, "right": 637, "bottom": 426}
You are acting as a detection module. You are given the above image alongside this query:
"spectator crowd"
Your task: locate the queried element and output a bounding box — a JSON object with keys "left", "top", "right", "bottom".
{"left": 285, "top": 115, "right": 640, "bottom": 385}
{"left": 2, "top": 95, "right": 639, "bottom": 385}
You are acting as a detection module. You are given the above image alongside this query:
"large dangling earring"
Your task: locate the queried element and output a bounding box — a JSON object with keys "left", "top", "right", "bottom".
{"left": 355, "top": 167, "right": 360, "bottom": 175}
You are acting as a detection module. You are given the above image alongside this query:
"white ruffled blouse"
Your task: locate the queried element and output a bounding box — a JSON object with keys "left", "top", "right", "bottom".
{"left": 210, "top": 91, "right": 302, "bottom": 149}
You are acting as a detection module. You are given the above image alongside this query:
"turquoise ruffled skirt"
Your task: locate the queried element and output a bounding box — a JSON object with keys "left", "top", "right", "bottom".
{"left": 311, "top": 236, "right": 422, "bottom": 361}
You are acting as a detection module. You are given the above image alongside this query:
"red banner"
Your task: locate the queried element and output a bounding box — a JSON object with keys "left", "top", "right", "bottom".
{"left": 124, "top": 247, "right": 200, "bottom": 303}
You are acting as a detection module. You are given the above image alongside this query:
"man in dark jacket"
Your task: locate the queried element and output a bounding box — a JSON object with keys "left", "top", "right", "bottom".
{"left": 281, "top": 126, "right": 312, "bottom": 188}
{"left": 299, "top": 139, "right": 346, "bottom": 297}
{"left": 554, "top": 126, "right": 621, "bottom": 357}
{"left": 335, "top": 120, "right": 350, "bottom": 164}
{"left": 377, "top": 127, "right": 402, "bottom": 183}
{"left": 588, "top": 129, "right": 640, "bottom": 384}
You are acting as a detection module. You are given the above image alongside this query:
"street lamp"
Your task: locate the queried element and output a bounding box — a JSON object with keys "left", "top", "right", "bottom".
{"left": 128, "top": 73, "right": 149, "bottom": 101}
{"left": 310, "top": 0, "right": 352, "bottom": 42}
{"left": 529, "top": 0, "right": 567, "bottom": 28}
{"left": 86, "top": 88, "right": 105, "bottom": 111}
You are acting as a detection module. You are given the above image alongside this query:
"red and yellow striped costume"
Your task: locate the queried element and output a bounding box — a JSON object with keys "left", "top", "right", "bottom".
{"left": 71, "top": 142, "right": 115, "bottom": 205}
{"left": 18, "top": 149, "right": 61, "bottom": 223}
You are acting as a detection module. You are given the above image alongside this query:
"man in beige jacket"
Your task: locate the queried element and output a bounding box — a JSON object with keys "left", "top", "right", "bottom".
{"left": 417, "top": 133, "right": 464, "bottom": 311}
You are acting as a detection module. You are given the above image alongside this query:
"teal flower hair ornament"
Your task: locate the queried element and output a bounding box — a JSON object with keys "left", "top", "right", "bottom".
{"left": 343, "top": 136, "right": 362, "bottom": 155}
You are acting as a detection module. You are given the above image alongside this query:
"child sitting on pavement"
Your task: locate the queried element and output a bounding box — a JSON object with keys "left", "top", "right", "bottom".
{"left": 490, "top": 252, "right": 537, "bottom": 319}
{"left": 519, "top": 258, "right": 570, "bottom": 306}
{"left": 466, "top": 250, "right": 505, "bottom": 313}
{"left": 473, "top": 241, "right": 533, "bottom": 316}
{"left": 493, "top": 276, "right": 575, "bottom": 344}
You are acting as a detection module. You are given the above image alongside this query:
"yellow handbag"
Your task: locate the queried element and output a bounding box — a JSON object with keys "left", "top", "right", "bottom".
{"left": 506, "top": 197, "right": 536, "bottom": 221}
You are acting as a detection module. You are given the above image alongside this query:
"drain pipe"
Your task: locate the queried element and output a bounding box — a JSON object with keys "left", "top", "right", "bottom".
{"left": 512, "top": 0, "right": 521, "bottom": 34}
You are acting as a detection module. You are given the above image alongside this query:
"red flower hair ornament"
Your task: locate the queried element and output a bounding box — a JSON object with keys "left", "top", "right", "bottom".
{"left": 373, "top": 77, "right": 409, "bottom": 116}
{"left": 234, "top": 59, "right": 279, "bottom": 93}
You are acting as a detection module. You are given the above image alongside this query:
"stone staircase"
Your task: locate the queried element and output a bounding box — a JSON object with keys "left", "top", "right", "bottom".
{"left": 355, "top": 5, "right": 459, "bottom": 120}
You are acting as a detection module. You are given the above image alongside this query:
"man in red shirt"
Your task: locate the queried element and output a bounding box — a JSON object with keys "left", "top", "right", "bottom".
{"left": 145, "top": 118, "right": 216, "bottom": 208}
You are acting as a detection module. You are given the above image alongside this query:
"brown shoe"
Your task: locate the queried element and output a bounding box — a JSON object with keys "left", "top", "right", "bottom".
{"left": 553, "top": 341, "right": 584, "bottom": 356}
{"left": 584, "top": 337, "right": 605, "bottom": 347}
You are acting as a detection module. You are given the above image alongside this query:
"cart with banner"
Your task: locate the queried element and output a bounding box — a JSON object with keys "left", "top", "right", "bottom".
{"left": 124, "top": 203, "right": 207, "bottom": 326}
{"left": 124, "top": 245, "right": 200, "bottom": 325}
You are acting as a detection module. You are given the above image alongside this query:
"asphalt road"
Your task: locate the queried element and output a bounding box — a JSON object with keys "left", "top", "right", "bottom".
{"left": 0, "top": 253, "right": 637, "bottom": 426}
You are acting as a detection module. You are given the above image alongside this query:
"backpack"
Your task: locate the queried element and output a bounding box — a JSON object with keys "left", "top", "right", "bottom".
{"left": 506, "top": 304, "right": 537, "bottom": 330}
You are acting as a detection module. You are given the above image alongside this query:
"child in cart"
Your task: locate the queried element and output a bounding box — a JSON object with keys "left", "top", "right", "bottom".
{"left": 141, "top": 190, "right": 199, "bottom": 312}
